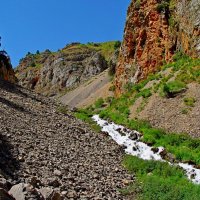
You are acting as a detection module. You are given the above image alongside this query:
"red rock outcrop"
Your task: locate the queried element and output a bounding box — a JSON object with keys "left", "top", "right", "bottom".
{"left": 0, "top": 51, "right": 17, "bottom": 83}
{"left": 115, "top": 0, "right": 200, "bottom": 96}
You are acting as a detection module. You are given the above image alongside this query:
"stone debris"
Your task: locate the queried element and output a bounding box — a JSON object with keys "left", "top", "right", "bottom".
{"left": 0, "top": 80, "right": 133, "bottom": 199}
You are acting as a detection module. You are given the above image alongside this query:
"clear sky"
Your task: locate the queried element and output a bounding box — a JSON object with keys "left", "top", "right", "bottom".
{"left": 0, "top": 0, "right": 131, "bottom": 67}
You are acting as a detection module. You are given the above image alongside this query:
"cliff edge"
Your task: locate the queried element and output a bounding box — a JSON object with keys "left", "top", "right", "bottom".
{"left": 0, "top": 51, "right": 17, "bottom": 83}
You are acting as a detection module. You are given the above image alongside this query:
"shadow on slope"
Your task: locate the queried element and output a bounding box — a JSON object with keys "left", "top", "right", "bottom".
{"left": 0, "top": 79, "right": 48, "bottom": 105}
{"left": 0, "top": 133, "right": 20, "bottom": 179}
{"left": 0, "top": 96, "right": 30, "bottom": 113}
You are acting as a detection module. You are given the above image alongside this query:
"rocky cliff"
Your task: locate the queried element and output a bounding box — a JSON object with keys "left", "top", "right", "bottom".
{"left": 16, "top": 42, "right": 119, "bottom": 96}
{"left": 115, "top": 0, "right": 200, "bottom": 96}
{"left": 0, "top": 51, "right": 17, "bottom": 83}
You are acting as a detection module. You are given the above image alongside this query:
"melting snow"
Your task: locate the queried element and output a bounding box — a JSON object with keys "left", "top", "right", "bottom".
{"left": 92, "top": 115, "right": 200, "bottom": 184}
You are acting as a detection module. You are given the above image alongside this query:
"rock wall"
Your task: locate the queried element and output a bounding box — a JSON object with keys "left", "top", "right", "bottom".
{"left": 0, "top": 52, "right": 17, "bottom": 83}
{"left": 16, "top": 44, "right": 108, "bottom": 96}
{"left": 115, "top": 0, "right": 200, "bottom": 96}
{"left": 175, "top": 0, "right": 200, "bottom": 57}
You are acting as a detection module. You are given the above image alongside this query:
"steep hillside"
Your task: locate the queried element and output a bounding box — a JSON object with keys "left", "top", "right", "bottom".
{"left": 0, "top": 51, "right": 17, "bottom": 83}
{"left": 88, "top": 55, "right": 200, "bottom": 137}
{"left": 0, "top": 79, "right": 132, "bottom": 199}
{"left": 60, "top": 69, "right": 113, "bottom": 108}
{"left": 115, "top": 0, "right": 200, "bottom": 96}
{"left": 16, "top": 41, "right": 120, "bottom": 97}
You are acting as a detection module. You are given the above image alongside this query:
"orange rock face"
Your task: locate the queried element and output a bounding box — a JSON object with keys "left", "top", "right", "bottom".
{"left": 115, "top": 0, "right": 200, "bottom": 96}
{"left": 0, "top": 52, "right": 17, "bottom": 83}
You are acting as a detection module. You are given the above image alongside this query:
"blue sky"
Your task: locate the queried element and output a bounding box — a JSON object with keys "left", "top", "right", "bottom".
{"left": 0, "top": 0, "right": 130, "bottom": 66}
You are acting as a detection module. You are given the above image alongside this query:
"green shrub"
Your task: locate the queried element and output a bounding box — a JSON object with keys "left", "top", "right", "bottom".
{"left": 156, "top": 2, "right": 169, "bottom": 13}
{"left": 94, "top": 98, "right": 104, "bottom": 109}
{"left": 114, "top": 41, "right": 121, "bottom": 50}
{"left": 135, "top": 0, "right": 141, "bottom": 9}
{"left": 169, "top": 16, "right": 178, "bottom": 28}
{"left": 163, "top": 81, "right": 186, "bottom": 97}
{"left": 184, "top": 97, "right": 196, "bottom": 107}
{"left": 181, "top": 108, "right": 189, "bottom": 114}
{"left": 30, "top": 62, "right": 36, "bottom": 67}
{"left": 138, "top": 88, "right": 152, "bottom": 98}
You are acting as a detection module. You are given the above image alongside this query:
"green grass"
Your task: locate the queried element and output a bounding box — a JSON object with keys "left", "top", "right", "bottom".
{"left": 184, "top": 97, "right": 196, "bottom": 107}
{"left": 162, "top": 80, "right": 186, "bottom": 97}
{"left": 122, "top": 155, "right": 200, "bottom": 200}
{"left": 94, "top": 98, "right": 104, "bottom": 109}
{"left": 96, "top": 103, "right": 200, "bottom": 164}
{"left": 181, "top": 108, "right": 189, "bottom": 114}
{"left": 74, "top": 108, "right": 101, "bottom": 133}
{"left": 140, "top": 128, "right": 200, "bottom": 164}
{"left": 162, "top": 54, "right": 200, "bottom": 84}
{"left": 78, "top": 41, "right": 119, "bottom": 61}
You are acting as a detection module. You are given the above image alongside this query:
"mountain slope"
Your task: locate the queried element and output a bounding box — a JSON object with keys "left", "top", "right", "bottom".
{"left": 16, "top": 42, "right": 119, "bottom": 97}
{"left": 0, "top": 79, "right": 132, "bottom": 199}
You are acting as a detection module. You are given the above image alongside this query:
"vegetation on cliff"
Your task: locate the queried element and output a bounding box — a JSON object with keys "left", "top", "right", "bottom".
{"left": 15, "top": 41, "right": 120, "bottom": 96}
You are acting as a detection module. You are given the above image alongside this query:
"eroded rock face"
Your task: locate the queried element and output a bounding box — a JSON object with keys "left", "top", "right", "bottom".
{"left": 16, "top": 45, "right": 108, "bottom": 96}
{"left": 0, "top": 52, "right": 17, "bottom": 83}
{"left": 175, "top": 0, "right": 200, "bottom": 57}
{"left": 115, "top": 0, "right": 200, "bottom": 96}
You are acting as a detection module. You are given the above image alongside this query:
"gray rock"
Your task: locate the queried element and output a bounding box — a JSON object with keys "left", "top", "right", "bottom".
{"left": 39, "top": 187, "right": 61, "bottom": 200}
{"left": 9, "top": 183, "right": 25, "bottom": 200}
{"left": 53, "top": 170, "right": 62, "bottom": 177}
{"left": 0, "top": 178, "right": 11, "bottom": 191}
{"left": 15, "top": 44, "right": 108, "bottom": 96}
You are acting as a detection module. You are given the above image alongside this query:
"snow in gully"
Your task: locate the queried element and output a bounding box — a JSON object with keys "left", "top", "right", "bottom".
{"left": 92, "top": 115, "right": 200, "bottom": 184}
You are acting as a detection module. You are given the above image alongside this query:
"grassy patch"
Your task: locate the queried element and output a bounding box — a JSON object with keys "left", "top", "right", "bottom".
{"left": 136, "top": 98, "right": 149, "bottom": 113}
{"left": 93, "top": 93, "right": 200, "bottom": 164}
{"left": 94, "top": 98, "right": 104, "bottom": 109}
{"left": 184, "top": 97, "right": 196, "bottom": 107}
{"left": 140, "top": 128, "right": 200, "bottom": 164}
{"left": 181, "top": 108, "right": 189, "bottom": 114}
{"left": 74, "top": 108, "right": 101, "bottom": 133}
{"left": 162, "top": 80, "right": 186, "bottom": 97}
{"left": 78, "top": 41, "right": 119, "bottom": 61}
{"left": 122, "top": 155, "right": 200, "bottom": 200}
